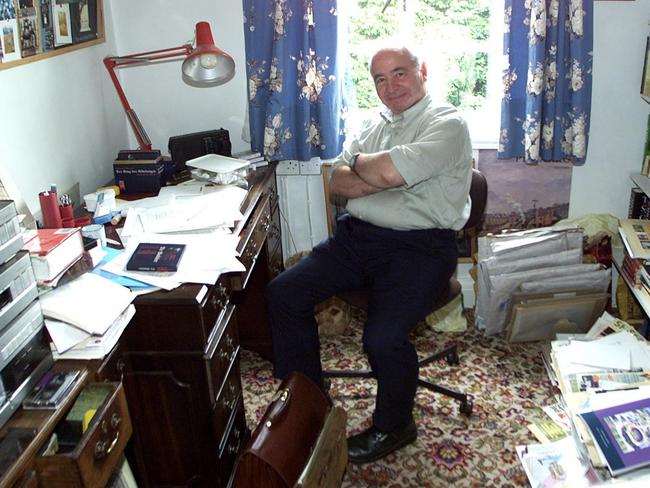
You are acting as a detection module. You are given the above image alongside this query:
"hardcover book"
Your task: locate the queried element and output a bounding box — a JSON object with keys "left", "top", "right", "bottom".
{"left": 126, "top": 242, "right": 186, "bottom": 272}
{"left": 579, "top": 397, "right": 650, "bottom": 476}
{"left": 22, "top": 227, "right": 84, "bottom": 282}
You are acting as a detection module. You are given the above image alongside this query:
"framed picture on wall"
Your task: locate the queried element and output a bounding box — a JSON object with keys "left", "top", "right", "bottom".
{"left": 70, "top": 0, "right": 97, "bottom": 44}
{"left": 642, "top": 36, "right": 650, "bottom": 103}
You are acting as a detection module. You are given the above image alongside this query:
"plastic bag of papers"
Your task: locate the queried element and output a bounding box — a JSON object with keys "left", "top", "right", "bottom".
{"left": 475, "top": 227, "right": 613, "bottom": 337}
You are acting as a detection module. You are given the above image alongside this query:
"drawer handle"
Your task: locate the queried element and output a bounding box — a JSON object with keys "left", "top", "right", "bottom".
{"left": 110, "top": 413, "right": 121, "bottom": 430}
{"left": 227, "top": 428, "right": 243, "bottom": 455}
{"left": 221, "top": 395, "right": 236, "bottom": 411}
{"left": 94, "top": 430, "right": 120, "bottom": 460}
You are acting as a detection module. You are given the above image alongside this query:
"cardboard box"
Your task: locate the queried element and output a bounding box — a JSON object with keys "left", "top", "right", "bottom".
{"left": 113, "top": 157, "right": 164, "bottom": 193}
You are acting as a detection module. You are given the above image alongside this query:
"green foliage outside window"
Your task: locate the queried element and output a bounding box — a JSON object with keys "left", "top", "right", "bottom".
{"left": 347, "top": 0, "right": 491, "bottom": 111}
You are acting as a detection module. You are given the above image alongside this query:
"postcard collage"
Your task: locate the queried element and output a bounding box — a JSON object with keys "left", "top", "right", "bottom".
{"left": 0, "top": 0, "right": 97, "bottom": 64}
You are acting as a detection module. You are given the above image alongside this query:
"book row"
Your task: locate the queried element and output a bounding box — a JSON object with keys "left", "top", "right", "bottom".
{"left": 628, "top": 187, "right": 650, "bottom": 220}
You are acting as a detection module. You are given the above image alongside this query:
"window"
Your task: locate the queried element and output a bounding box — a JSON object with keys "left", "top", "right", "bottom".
{"left": 342, "top": 0, "right": 502, "bottom": 146}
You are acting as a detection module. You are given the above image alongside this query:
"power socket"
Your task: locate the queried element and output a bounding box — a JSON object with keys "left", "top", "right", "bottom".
{"left": 299, "top": 160, "right": 321, "bottom": 175}
{"left": 276, "top": 160, "right": 300, "bottom": 175}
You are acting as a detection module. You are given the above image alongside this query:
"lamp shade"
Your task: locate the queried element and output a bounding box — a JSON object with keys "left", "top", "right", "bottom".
{"left": 182, "top": 21, "right": 235, "bottom": 87}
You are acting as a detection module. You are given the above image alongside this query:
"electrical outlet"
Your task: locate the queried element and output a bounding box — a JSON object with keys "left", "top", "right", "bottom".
{"left": 276, "top": 160, "right": 301, "bottom": 175}
{"left": 299, "top": 160, "right": 321, "bottom": 175}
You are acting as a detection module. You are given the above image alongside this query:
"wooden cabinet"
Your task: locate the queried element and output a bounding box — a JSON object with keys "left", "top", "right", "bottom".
{"left": 98, "top": 164, "right": 281, "bottom": 487}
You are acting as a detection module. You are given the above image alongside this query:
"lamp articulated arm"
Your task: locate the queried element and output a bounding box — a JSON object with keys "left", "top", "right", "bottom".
{"left": 103, "top": 45, "right": 192, "bottom": 151}
{"left": 102, "top": 21, "right": 235, "bottom": 151}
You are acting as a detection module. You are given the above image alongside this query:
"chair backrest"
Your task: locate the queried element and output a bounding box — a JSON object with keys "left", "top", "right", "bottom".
{"left": 464, "top": 169, "right": 488, "bottom": 232}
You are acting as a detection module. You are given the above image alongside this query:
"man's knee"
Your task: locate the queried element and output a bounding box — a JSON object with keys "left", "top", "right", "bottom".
{"left": 363, "top": 332, "right": 411, "bottom": 360}
{"left": 265, "top": 269, "right": 315, "bottom": 316}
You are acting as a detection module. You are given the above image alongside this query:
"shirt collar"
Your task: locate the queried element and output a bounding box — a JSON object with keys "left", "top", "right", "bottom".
{"left": 381, "top": 94, "right": 431, "bottom": 125}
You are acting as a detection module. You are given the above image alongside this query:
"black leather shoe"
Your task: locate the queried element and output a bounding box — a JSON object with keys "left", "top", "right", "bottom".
{"left": 347, "top": 419, "right": 417, "bottom": 464}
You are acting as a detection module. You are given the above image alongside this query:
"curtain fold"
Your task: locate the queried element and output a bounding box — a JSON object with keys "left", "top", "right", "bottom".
{"left": 243, "top": 0, "right": 350, "bottom": 161}
{"left": 499, "top": 0, "right": 593, "bottom": 164}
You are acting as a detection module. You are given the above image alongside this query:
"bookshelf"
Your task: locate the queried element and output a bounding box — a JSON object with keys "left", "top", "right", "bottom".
{"left": 617, "top": 173, "right": 650, "bottom": 336}
{"left": 613, "top": 245, "right": 650, "bottom": 318}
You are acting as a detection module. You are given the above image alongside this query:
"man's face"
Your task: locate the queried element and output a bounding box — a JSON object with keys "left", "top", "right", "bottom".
{"left": 370, "top": 49, "right": 427, "bottom": 115}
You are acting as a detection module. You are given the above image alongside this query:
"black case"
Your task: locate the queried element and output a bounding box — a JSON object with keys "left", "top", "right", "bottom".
{"left": 168, "top": 129, "right": 232, "bottom": 171}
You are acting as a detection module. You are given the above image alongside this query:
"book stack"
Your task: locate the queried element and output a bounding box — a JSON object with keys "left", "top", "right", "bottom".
{"left": 233, "top": 150, "right": 268, "bottom": 169}
{"left": 620, "top": 252, "right": 650, "bottom": 292}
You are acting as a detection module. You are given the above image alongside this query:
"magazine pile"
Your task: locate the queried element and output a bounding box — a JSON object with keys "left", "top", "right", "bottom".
{"left": 524, "top": 312, "right": 650, "bottom": 485}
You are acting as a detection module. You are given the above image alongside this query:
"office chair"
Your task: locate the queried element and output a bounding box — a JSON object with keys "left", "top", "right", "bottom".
{"left": 322, "top": 168, "right": 488, "bottom": 417}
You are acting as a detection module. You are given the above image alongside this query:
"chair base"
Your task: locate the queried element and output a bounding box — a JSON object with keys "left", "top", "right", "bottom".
{"left": 323, "top": 342, "right": 473, "bottom": 416}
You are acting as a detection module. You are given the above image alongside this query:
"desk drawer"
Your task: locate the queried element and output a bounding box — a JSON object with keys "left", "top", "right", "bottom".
{"left": 205, "top": 303, "right": 238, "bottom": 400}
{"left": 210, "top": 356, "right": 242, "bottom": 448}
{"left": 219, "top": 395, "right": 247, "bottom": 487}
{"left": 128, "top": 278, "right": 231, "bottom": 352}
{"left": 232, "top": 194, "right": 272, "bottom": 291}
{"left": 34, "top": 382, "right": 132, "bottom": 488}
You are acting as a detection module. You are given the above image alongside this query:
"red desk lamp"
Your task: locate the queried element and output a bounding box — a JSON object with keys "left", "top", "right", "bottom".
{"left": 103, "top": 21, "right": 235, "bottom": 150}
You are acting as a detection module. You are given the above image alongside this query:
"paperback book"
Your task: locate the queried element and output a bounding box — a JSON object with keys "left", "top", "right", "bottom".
{"left": 126, "top": 242, "right": 186, "bottom": 272}
{"left": 579, "top": 397, "right": 650, "bottom": 476}
{"left": 22, "top": 370, "right": 81, "bottom": 409}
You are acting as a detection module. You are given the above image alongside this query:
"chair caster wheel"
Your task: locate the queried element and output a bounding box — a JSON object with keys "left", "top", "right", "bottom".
{"left": 446, "top": 351, "right": 459, "bottom": 366}
{"left": 460, "top": 398, "right": 473, "bottom": 416}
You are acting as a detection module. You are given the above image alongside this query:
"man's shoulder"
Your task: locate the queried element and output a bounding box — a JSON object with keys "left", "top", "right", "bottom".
{"left": 425, "top": 103, "right": 461, "bottom": 120}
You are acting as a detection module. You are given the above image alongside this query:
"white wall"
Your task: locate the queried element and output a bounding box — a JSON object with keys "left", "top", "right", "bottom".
{"left": 0, "top": 1, "right": 122, "bottom": 218}
{"left": 570, "top": 0, "right": 650, "bottom": 219}
{"left": 107, "top": 0, "right": 249, "bottom": 155}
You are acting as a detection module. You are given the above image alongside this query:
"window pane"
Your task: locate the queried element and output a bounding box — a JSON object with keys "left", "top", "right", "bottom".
{"left": 345, "top": 0, "right": 501, "bottom": 144}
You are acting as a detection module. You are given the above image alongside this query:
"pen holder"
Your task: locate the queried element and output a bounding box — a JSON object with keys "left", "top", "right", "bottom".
{"left": 39, "top": 192, "right": 62, "bottom": 228}
{"left": 59, "top": 203, "right": 74, "bottom": 221}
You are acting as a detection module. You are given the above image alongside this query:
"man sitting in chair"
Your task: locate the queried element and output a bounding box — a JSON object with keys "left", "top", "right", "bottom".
{"left": 266, "top": 46, "right": 473, "bottom": 463}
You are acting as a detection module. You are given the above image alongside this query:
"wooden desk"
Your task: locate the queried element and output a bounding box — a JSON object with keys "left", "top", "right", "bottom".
{"left": 97, "top": 164, "right": 282, "bottom": 487}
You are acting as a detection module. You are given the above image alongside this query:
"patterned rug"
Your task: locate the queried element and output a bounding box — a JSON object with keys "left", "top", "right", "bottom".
{"left": 240, "top": 309, "right": 557, "bottom": 487}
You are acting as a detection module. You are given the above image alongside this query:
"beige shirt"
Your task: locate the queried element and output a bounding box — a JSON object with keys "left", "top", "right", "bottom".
{"left": 333, "top": 95, "right": 473, "bottom": 231}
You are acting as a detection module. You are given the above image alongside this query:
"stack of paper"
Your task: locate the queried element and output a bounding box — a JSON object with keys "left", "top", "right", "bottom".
{"left": 39, "top": 273, "right": 136, "bottom": 359}
{"left": 548, "top": 312, "right": 650, "bottom": 480}
{"left": 100, "top": 231, "right": 243, "bottom": 291}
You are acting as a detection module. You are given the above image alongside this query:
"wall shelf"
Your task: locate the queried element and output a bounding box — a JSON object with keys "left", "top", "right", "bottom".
{"left": 0, "top": 0, "right": 104, "bottom": 72}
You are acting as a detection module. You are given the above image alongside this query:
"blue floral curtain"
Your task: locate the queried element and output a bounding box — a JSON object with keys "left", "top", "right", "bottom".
{"left": 499, "top": 0, "right": 593, "bottom": 164}
{"left": 242, "top": 0, "right": 349, "bottom": 161}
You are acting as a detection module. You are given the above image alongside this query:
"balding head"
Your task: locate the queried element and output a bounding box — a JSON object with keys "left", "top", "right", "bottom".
{"left": 369, "top": 47, "right": 427, "bottom": 115}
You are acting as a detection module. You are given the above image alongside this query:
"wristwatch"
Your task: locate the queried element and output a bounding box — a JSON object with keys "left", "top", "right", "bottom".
{"left": 350, "top": 153, "right": 360, "bottom": 171}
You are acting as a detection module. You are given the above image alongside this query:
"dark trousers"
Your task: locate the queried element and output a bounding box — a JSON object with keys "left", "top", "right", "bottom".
{"left": 265, "top": 214, "right": 457, "bottom": 432}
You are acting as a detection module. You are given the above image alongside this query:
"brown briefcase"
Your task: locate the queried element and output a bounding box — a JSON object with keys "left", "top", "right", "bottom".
{"left": 233, "top": 372, "right": 347, "bottom": 488}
